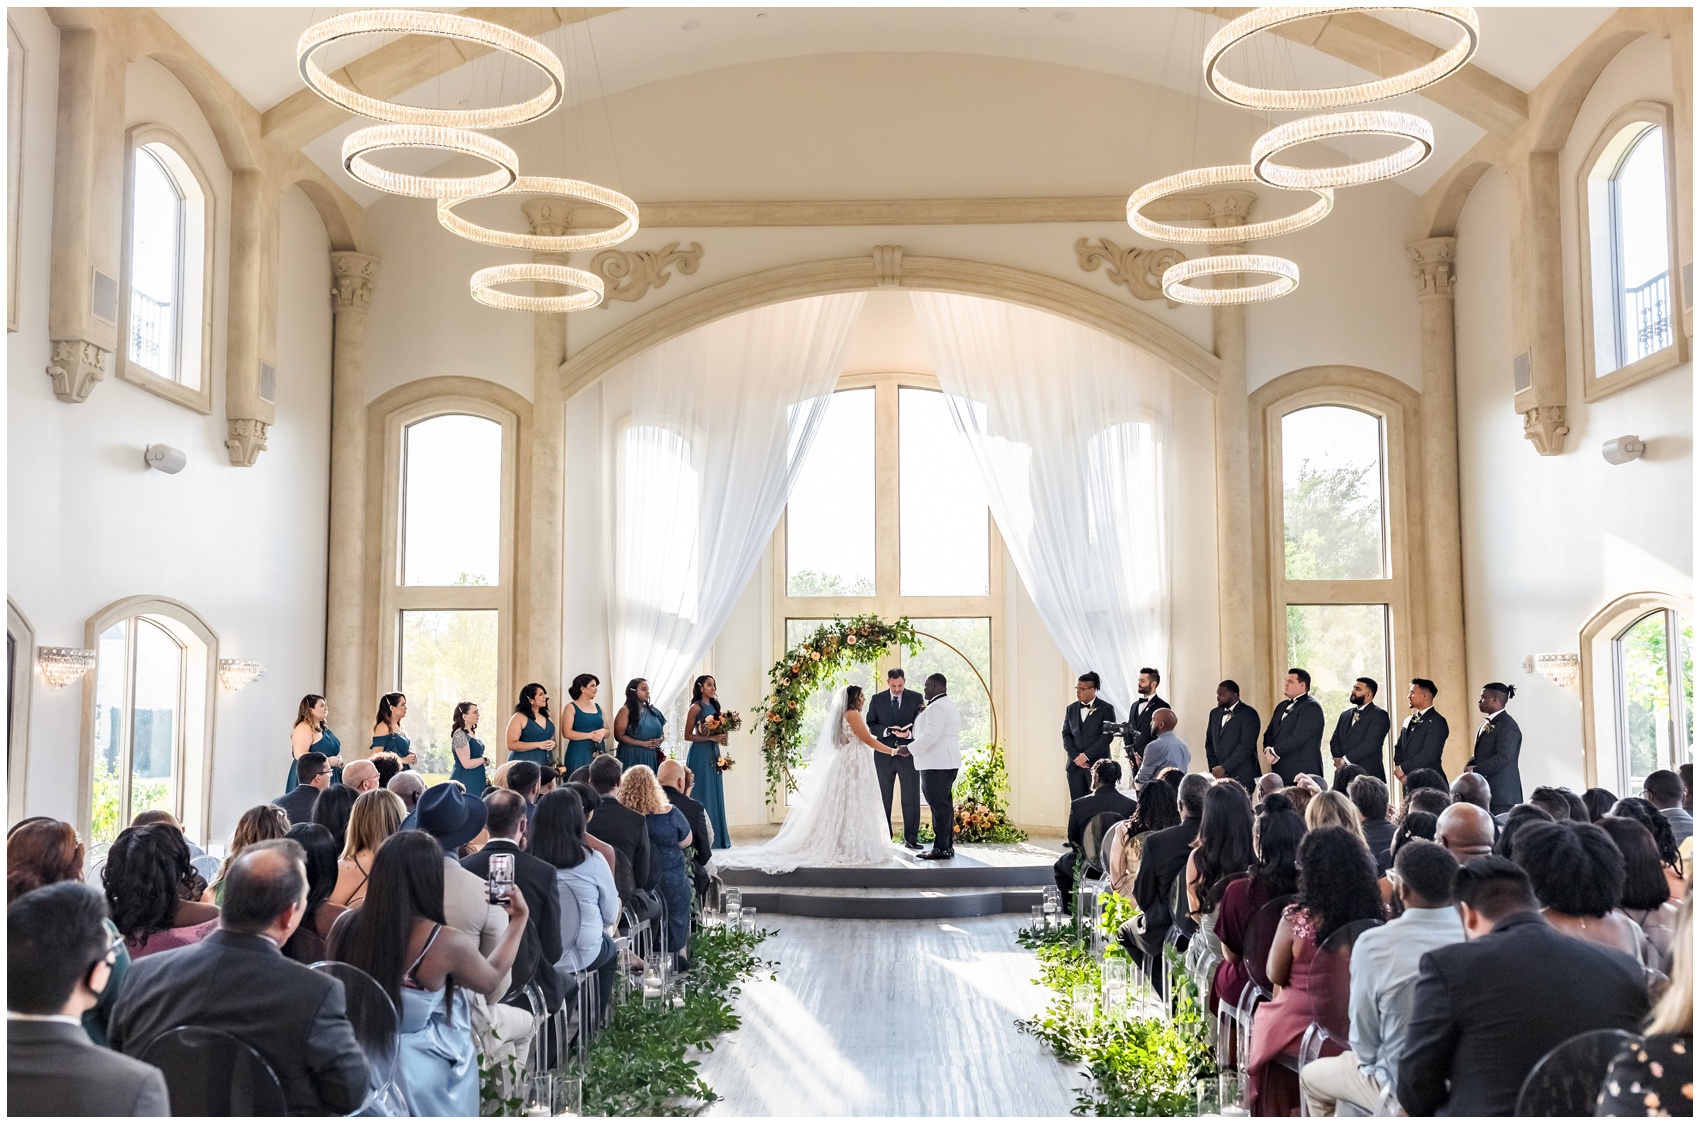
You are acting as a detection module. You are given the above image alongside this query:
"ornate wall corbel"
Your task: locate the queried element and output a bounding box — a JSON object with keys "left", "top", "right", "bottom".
{"left": 46, "top": 339, "right": 110, "bottom": 402}
{"left": 1075, "top": 237, "right": 1188, "bottom": 304}
{"left": 225, "top": 417, "right": 269, "bottom": 467}
{"left": 591, "top": 241, "right": 703, "bottom": 305}
{"left": 1522, "top": 405, "right": 1569, "bottom": 455}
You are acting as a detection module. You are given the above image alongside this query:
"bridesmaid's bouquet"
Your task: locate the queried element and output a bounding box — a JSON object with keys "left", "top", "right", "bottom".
{"left": 715, "top": 754, "right": 735, "bottom": 773}
{"left": 699, "top": 710, "right": 742, "bottom": 736}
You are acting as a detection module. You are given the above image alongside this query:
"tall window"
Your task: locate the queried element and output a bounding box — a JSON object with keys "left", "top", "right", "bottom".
{"left": 119, "top": 130, "right": 211, "bottom": 411}
{"left": 776, "top": 374, "right": 1001, "bottom": 808}
{"left": 1615, "top": 609, "right": 1694, "bottom": 793}
{"left": 128, "top": 145, "right": 182, "bottom": 379}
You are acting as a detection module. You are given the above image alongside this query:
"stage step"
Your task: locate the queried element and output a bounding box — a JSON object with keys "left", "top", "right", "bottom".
{"left": 734, "top": 885, "right": 1046, "bottom": 920}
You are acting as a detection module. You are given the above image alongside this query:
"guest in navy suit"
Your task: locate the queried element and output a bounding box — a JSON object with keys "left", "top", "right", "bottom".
{"left": 1328, "top": 677, "right": 1392, "bottom": 782}
{"left": 1262, "top": 668, "right": 1325, "bottom": 784}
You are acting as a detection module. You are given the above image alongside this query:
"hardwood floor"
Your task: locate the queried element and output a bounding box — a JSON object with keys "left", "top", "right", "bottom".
{"left": 696, "top": 914, "right": 1080, "bottom": 1116}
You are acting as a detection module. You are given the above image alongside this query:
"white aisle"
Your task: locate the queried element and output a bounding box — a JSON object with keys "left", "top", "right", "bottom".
{"left": 696, "top": 915, "right": 1079, "bottom": 1116}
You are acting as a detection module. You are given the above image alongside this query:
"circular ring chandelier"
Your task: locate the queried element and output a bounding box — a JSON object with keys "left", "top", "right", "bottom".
{"left": 1250, "top": 111, "right": 1434, "bottom": 190}
{"left": 298, "top": 9, "right": 566, "bottom": 129}
{"left": 1203, "top": 5, "right": 1480, "bottom": 111}
{"left": 1162, "top": 254, "right": 1300, "bottom": 306}
{"left": 438, "top": 177, "right": 640, "bottom": 253}
{"left": 470, "top": 263, "right": 605, "bottom": 312}
{"left": 343, "top": 125, "right": 519, "bottom": 199}
{"left": 1128, "top": 164, "right": 1333, "bottom": 244}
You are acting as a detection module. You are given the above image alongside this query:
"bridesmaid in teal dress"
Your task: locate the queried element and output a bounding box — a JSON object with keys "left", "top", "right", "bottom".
{"left": 614, "top": 678, "right": 667, "bottom": 772}
{"left": 449, "top": 702, "right": 490, "bottom": 793}
{"left": 505, "top": 683, "right": 557, "bottom": 769}
{"left": 286, "top": 694, "right": 344, "bottom": 793}
{"left": 561, "top": 674, "right": 608, "bottom": 775}
{"left": 371, "top": 692, "right": 418, "bottom": 770}
{"left": 683, "top": 674, "right": 732, "bottom": 850}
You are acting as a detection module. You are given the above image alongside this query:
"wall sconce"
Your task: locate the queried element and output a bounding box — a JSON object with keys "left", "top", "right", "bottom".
{"left": 218, "top": 659, "right": 264, "bottom": 691}
{"left": 36, "top": 647, "right": 97, "bottom": 690}
{"left": 1523, "top": 653, "right": 1581, "bottom": 690}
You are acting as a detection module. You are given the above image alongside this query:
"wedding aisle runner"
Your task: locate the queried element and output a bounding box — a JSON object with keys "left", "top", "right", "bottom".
{"left": 696, "top": 915, "right": 1078, "bottom": 1116}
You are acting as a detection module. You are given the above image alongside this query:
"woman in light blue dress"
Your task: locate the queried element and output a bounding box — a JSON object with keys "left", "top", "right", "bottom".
{"left": 371, "top": 692, "right": 417, "bottom": 770}
{"left": 683, "top": 674, "right": 732, "bottom": 850}
{"left": 505, "top": 683, "right": 557, "bottom": 769}
{"left": 613, "top": 678, "right": 667, "bottom": 772}
{"left": 287, "top": 694, "right": 344, "bottom": 792}
{"left": 328, "top": 829, "right": 528, "bottom": 1117}
{"left": 560, "top": 674, "right": 608, "bottom": 776}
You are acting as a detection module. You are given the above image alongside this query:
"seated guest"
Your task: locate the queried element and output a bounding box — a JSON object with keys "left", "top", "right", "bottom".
{"left": 1405, "top": 787, "right": 1451, "bottom": 819}
{"left": 1581, "top": 786, "right": 1619, "bottom": 823}
{"left": 329, "top": 831, "right": 524, "bottom": 1116}
{"left": 274, "top": 752, "right": 329, "bottom": 825}
{"left": 659, "top": 761, "right": 714, "bottom": 902}
{"left": 1132, "top": 709, "right": 1190, "bottom": 791}
{"left": 103, "top": 823, "right": 220, "bottom": 957}
{"left": 408, "top": 784, "right": 514, "bottom": 1005}
{"left": 1435, "top": 802, "right": 1495, "bottom": 864}
{"left": 310, "top": 784, "right": 359, "bottom": 856}
{"left": 1210, "top": 792, "right": 1303, "bottom": 1015}
{"left": 1330, "top": 762, "right": 1365, "bottom": 794}
{"left": 1305, "top": 790, "right": 1367, "bottom": 844}
{"left": 109, "top": 840, "right": 370, "bottom": 1114}
{"left": 1104, "top": 774, "right": 1179, "bottom": 898}
{"left": 1254, "top": 772, "right": 1284, "bottom": 808}
{"left": 1449, "top": 771, "right": 1491, "bottom": 812}
{"left": 1561, "top": 788, "right": 1589, "bottom": 823}
{"left": 566, "top": 781, "right": 620, "bottom": 874}
{"left": 504, "top": 761, "right": 543, "bottom": 828}
{"left": 1248, "top": 827, "right": 1385, "bottom": 1115}
{"left": 1493, "top": 802, "right": 1553, "bottom": 859}
{"left": 1611, "top": 796, "right": 1688, "bottom": 898}
{"left": 280, "top": 823, "right": 347, "bottom": 965}
{"left": 388, "top": 770, "right": 426, "bottom": 814}
{"left": 1122, "top": 773, "right": 1208, "bottom": 975}
{"left": 537, "top": 766, "right": 561, "bottom": 798}
{"left": 1402, "top": 767, "right": 1448, "bottom": 798}
{"left": 1514, "top": 820, "right": 1655, "bottom": 966}
{"left": 129, "top": 809, "right": 204, "bottom": 857}
{"left": 341, "top": 758, "right": 380, "bottom": 795}
{"left": 1527, "top": 785, "right": 1574, "bottom": 822}
{"left": 1282, "top": 783, "right": 1315, "bottom": 817}
{"left": 1055, "top": 760, "right": 1137, "bottom": 899}
{"left": 1299, "top": 841, "right": 1464, "bottom": 1116}
{"left": 1183, "top": 780, "right": 1255, "bottom": 921}
{"left": 1348, "top": 776, "right": 1396, "bottom": 873}
{"left": 621, "top": 765, "right": 694, "bottom": 967}
{"left": 1378, "top": 811, "right": 1439, "bottom": 912}
{"left": 369, "top": 750, "right": 403, "bottom": 790}
{"left": 530, "top": 789, "right": 619, "bottom": 1020}
{"left": 8, "top": 882, "right": 168, "bottom": 1116}
{"left": 567, "top": 765, "right": 591, "bottom": 787}
{"left": 1599, "top": 815, "right": 1678, "bottom": 973}
{"left": 585, "top": 754, "right": 654, "bottom": 908}
{"left": 461, "top": 790, "right": 564, "bottom": 1013}
{"left": 208, "top": 804, "right": 290, "bottom": 904}
{"left": 1597, "top": 896, "right": 1693, "bottom": 1117}
{"left": 1398, "top": 857, "right": 1649, "bottom": 1116}
{"left": 331, "top": 788, "right": 405, "bottom": 910}
{"left": 1643, "top": 768, "right": 1693, "bottom": 845}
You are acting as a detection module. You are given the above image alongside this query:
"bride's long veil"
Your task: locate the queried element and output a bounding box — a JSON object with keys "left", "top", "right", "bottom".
{"left": 790, "top": 687, "right": 850, "bottom": 807}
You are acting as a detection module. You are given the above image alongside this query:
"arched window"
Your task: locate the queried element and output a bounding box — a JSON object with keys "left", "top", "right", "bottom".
{"left": 1579, "top": 104, "right": 1685, "bottom": 399}
{"left": 119, "top": 127, "right": 213, "bottom": 412}
{"left": 1614, "top": 608, "right": 1693, "bottom": 793}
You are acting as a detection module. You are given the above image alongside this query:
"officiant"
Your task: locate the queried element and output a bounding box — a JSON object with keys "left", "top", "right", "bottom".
{"left": 866, "top": 668, "right": 924, "bottom": 850}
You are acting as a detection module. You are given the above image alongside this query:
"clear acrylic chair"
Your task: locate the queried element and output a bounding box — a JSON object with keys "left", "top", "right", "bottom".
{"left": 310, "top": 960, "right": 406, "bottom": 1116}
{"left": 138, "top": 1025, "right": 289, "bottom": 1116}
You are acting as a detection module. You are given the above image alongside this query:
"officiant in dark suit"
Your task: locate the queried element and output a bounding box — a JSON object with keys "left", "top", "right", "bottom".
{"left": 1262, "top": 667, "right": 1325, "bottom": 784}
{"left": 1205, "top": 680, "right": 1261, "bottom": 792}
{"left": 1393, "top": 678, "right": 1450, "bottom": 785}
{"left": 865, "top": 668, "right": 924, "bottom": 850}
{"left": 1122, "top": 667, "right": 1169, "bottom": 766}
{"left": 1329, "top": 676, "right": 1392, "bottom": 781}
{"left": 1062, "top": 672, "right": 1118, "bottom": 802}
{"left": 1466, "top": 682, "right": 1523, "bottom": 814}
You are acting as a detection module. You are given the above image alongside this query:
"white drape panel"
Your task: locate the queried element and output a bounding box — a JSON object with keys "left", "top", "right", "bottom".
{"left": 597, "top": 293, "right": 866, "bottom": 723}
{"left": 910, "top": 291, "right": 1172, "bottom": 714}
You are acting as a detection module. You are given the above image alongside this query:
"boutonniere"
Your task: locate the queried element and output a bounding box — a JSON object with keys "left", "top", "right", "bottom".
{"left": 1483, "top": 721, "right": 1496, "bottom": 733}
{"left": 1084, "top": 705, "right": 1097, "bottom": 718}
{"left": 1410, "top": 713, "right": 1423, "bottom": 725}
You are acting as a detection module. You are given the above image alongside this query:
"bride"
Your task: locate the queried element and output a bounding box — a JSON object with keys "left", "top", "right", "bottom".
{"left": 720, "top": 684, "right": 900, "bottom": 872}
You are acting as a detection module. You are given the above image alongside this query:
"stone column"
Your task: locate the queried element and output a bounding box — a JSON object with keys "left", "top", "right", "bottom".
{"left": 224, "top": 169, "right": 280, "bottom": 465}
{"left": 521, "top": 199, "right": 568, "bottom": 693}
{"left": 1672, "top": 9, "right": 1694, "bottom": 339}
{"left": 1509, "top": 152, "right": 1568, "bottom": 455}
{"left": 1408, "top": 237, "right": 1469, "bottom": 774}
{"left": 325, "top": 252, "right": 379, "bottom": 743}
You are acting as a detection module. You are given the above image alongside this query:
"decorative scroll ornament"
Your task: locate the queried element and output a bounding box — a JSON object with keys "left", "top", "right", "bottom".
{"left": 470, "top": 264, "right": 605, "bottom": 313}
{"left": 439, "top": 177, "right": 640, "bottom": 253}
{"left": 1251, "top": 111, "right": 1434, "bottom": 190}
{"left": 1127, "top": 165, "right": 1332, "bottom": 245}
{"left": 36, "top": 647, "right": 96, "bottom": 690}
{"left": 218, "top": 659, "right": 265, "bottom": 691}
{"left": 343, "top": 125, "right": 518, "bottom": 200}
{"left": 591, "top": 242, "right": 704, "bottom": 305}
{"left": 1162, "top": 254, "right": 1300, "bottom": 306}
{"left": 1075, "top": 238, "right": 1189, "bottom": 304}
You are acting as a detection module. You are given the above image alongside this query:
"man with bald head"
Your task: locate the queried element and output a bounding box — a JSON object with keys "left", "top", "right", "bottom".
{"left": 658, "top": 759, "right": 713, "bottom": 898}
{"left": 1132, "top": 709, "right": 1190, "bottom": 791}
{"left": 1435, "top": 802, "right": 1496, "bottom": 863}
{"left": 341, "top": 758, "right": 379, "bottom": 794}
{"left": 1450, "top": 772, "right": 1492, "bottom": 812}
{"left": 389, "top": 769, "right": 426, "bottom": 813}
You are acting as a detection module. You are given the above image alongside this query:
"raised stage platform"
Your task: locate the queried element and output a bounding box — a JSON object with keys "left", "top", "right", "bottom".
{"left": 715, "top": 840, "right": 1064, "bottom": 920}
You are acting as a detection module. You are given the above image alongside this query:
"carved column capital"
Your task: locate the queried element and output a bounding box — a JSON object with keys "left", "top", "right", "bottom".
{"left": 1202, "top": 190, "right": 1257, "bottom": 229}
{"left": 1408, "top": 236, "right": 1458, "bottom": 299}
{"left": 522, "top": 199, "right": 573, "bottom": 240}
{"left": 330, "top": 252, "right": 379, "bottom": 312}
{"left": 226, "top": 417, "right": 269, "bottom": 467}
{"left": 1523, "top": 405, "right": 1569, "bottom": 455}
{"left": 45, "top": 338, "right": 110, "bottom": 403}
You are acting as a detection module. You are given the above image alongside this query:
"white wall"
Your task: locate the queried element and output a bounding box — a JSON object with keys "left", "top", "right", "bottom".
{"left": 6, "top": 15, "right": 335, "bottom": 839}
{"left": 1454, "top": 33, "right": 1694, "bottom": 794}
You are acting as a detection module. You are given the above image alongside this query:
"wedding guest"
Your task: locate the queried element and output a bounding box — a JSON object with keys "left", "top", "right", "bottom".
{"left": 450, "top": 701, "right": 491, "bottom": 795}
{"left": 1056, "top": 760, "right": 1136, "bottom": 898}
{"left": 328, "top": 831, "right": 521, "bottom": 1116}
{"left": 371, "top": 692, "right": 418, "bottom": 769}
{"left": 280, "top": 823, "right": 346, "bottom": 965}
{"left": 1329, "top": 677, "right": 1391, "bottom": 782}
{"left": 1106, "top": 774, "right": 1181, "bottom": 892}
{"left": 1402, "top": 766, "right": 1449, "bottom": 798}
{"left": 561, "top": 674, "right": 608, "bottom": 775}
{"left": 682, "top": 674, "right": 732, "bottom": 849}
{"left": 1643, "top": 769, "right": 1693, "bottom": 845}
{"left": 370, "top": 750, "right": 403, "bottom": 789}
{"left": 330, "top": 788, "right": 405, "bottom": 910}
{"left": 1466, "top": 682, "right": 1523, "bottom": 814}
{"left": 311, "top": 784, "right": 359, "bottom": 856}
{"left": 530, "top": 789, "right": 619, "bottom": 1020}
{"left": 1562, "top": 787, "right": 1589, "bottom": 823}
{"left": 209, "top": 805, "right": 290, "bottom": 904}
{"left": 389, "top": 770, "right": 426, "bottom": 814}
{"left": 1205, "top": 680, "right": 1261, "bottom": 793}
{"left": 586, "top": 756, "right": 654, "bottom": 908}
{"left": 1124, "top": 772, "right": 1208, "bottom": 974}
{"left": 1348, "top": 776, "right": 1396, "bottom": 873}
{"left": 613, "top": 678, "right": 668, "bottom": 772}
{"left": 504, "top": 761, "right": 543, "bottom": 829}
{"left": 1449, "top": 771, "right": 1492, "bottom": 811}
{"left": 462, "top": 791, "right": 564, "bottom": 1014}
{"left": 1612, "top": 796, "right": 1688, "bottom": 898}
{"left": 1435, "top": 802, "right": 1495, "bottom": 864}
{"left": 537, "top": 766, "right": 561, "bottom": 798}
{"left": 659, "top": 761, "right": 713, "bottom": 901}
{"left": 1254, "top": 772, "right": 1285, "bottom": 807}
{"left": 7, "top": 882, "right": 169, "bottom": 1116}
{"left": 1062, "top": 672, "right": 1118, "bottom": 803}
{"left": 1330, "top": 762, "right": 1365, "bottom": 794}
{"left": 127, "top": 810, "right": 203, "bottom": 857}
{"left": 1493, "top": 803, "right": 1553, "bottom": 859}
{"left": 341, "top": 758, "right": 380, "bottom": 795}
{"left": 1305, "top": 790, "right": 1367, "bottom": 844}
{"left": 1599, "top": 815, "right": 1678, "bottom": 972}
{"left": 1210, "top": 791, "right": 1303, "bottom": 1015}
{"left": 1527, "top": 785, "right": 1574, "bottom": 821}
{"left": 1282, "top": 783, "right": 1315, "bottom": 817}
{"left": 1184, "top": 780, "right": 1255, "bottom": 920}
{"left": 1406, "top": 786, "right": 1451, "bottom": 819}
{"left": 621, "top": 765, "right": 693, "bottom": 964}
{"left": 1133, "top": 709, "right": 1190, "bottom": 790}
{"left": 1391, "top": 679, "right": 1449, "bottom": 786}
{"left": 274, "top": 752, "right": 329, "bottom": 825}
{"left": 287, "top": 693, "right": 344, "bottom": 793}
{"left": 1514, "top": 820, "right": 1653, "bottom": 965}
{"left": 1262, "top": 668, "right": 1325, "bottom": 784}
{"left": 566, "top": 781, "right": 620, "bottom": 874}
{"left": 1378, "top": 811, "right": 1440, "bottom": 913}
{"left": 1581, "top": 786, "right": 1620, "bottom": 823}
{"left": 506, "top": 683, "right": 558, "bottom": 769}
{"left": 1596, "top": 896, "right": 1693, "bottom": 1116}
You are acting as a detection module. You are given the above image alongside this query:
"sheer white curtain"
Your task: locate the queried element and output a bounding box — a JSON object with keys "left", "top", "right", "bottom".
{"left": 910, "top": 291, "right": 1172, "bottom": 713}
{"left": 597, "top": 293, "right": 866, "bottom": 723}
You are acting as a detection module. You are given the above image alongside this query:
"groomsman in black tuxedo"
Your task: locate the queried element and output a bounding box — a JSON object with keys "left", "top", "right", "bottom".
{"left": 866, "top": 668, "right": 924, "bottom": 850}
{"left": 1467, "top": 682, "right": 1524, "bottom": 814}
{"left": 1205, "top": 680, "right": 1261, "bottom": 792}
{"left": 1393, "top": 678, "right": 1450, "bottom": 786}
{"left": 1122, "top": 667, "right": 1170, "bottom": 766}
{"left": 1262, "top": 668, "right": 1325, "bottom": 784}
{"left": 1329, "top": 677, "right": 1392, "bottom": 782}
{"left": 1062, "top": 672, "right": 1118, "bottom": 802}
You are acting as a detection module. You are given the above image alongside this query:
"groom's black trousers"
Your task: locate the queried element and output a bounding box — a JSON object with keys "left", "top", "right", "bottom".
{"left": 874, "top": 750, "right": 921, "bottom": 844}
{"left": 921, "top": 768, "right": 958, "bottom": 853}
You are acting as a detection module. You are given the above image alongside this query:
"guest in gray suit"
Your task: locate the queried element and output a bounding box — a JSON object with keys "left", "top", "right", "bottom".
{"left": 8, "top": 882, "right": 169, "bottom": 1116}
{"left": 1132, "top": 709, "right": 1190, "bottom": 790}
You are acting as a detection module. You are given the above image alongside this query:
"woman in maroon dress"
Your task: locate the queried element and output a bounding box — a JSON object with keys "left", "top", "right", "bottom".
{"left": 1210, "top": 792, "right": 1304, "bottom": 1016}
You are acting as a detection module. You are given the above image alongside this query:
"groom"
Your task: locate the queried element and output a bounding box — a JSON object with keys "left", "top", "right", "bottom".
{"left": 866, "top": 668, "right": 924, "bottom": 849}
{"left": 908, "top": 673, "right": 964, "bottom": 860}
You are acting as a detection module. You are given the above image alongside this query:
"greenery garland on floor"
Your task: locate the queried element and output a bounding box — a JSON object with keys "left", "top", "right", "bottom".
{"left": 1014, "top": 894, "right": 1214, "bottom": 1116}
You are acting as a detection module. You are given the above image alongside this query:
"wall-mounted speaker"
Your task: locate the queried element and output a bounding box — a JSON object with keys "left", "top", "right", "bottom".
{"left": 1512, "top": 349, "right": 1532, "bottom": 395}
{"left": 90, "top": 270, "right": 118, "bottom": 325}
{"left": 1683, "top": 261, "right": 1693, "bottom": 313}
{"left": 260, "top": 362, "right": 276, "bottom": 403}
{"left": 143, "top": 444, "right": 187, "bottom": 474}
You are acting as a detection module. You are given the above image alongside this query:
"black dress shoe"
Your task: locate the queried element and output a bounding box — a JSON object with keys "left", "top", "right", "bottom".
{"left": 902, "top": 840, "right": 925, "bottom": 851}
{"left": 917, "top": 849, "right": 954, "bottom": 860}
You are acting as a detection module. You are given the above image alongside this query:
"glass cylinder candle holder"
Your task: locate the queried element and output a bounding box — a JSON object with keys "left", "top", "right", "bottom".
{"left": 741, "top": 906, "right": 757, "bottom": 933}
{"left": 1030, "top": 905, "right": 1045, "bottom": 930}
{"left": 554, "top": 1073, "right": 583, "bottom": 1117}
{"left": 1070, "top": 983, "right": 1095, "bottom": 1023}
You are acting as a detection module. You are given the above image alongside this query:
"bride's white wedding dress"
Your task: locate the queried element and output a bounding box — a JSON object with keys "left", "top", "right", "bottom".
{"left": 719, "top": 691, "right": 897, "bottom": 873}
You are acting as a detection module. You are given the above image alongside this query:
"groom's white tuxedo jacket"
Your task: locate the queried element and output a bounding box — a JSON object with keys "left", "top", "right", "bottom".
{"left": 907, "top": 695, "right": 964, "bottom": 772}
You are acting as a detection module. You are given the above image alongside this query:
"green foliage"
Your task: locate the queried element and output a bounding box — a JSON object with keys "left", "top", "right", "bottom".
{"left": 89, "top": 760, "right": 170, "bottom": 848}
{"left": 478, "top": 1036, "right": 526, "bottom": 1116}
{"left": 955, "top": 742, "right": 1012, "bottom": 814}
{"left": 1621, "top": 612, "right": 1696, "bottom": 782}
{"left": 1282, "top": 458, "right": 1382, "bottom": 582}
{"left": 398, "top": 609, "right": 499, "bottom": 776}
{"left": 787, "top": 569, "right": 875, "bottom": 597}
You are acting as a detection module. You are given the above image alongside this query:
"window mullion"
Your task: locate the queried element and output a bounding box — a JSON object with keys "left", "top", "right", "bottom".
{"left": 874, "top": 376, "right": 901, "bottom": 615}
{"left": 119, "top": 620, "right": 138, "bottom": 831}
{"left": 1666, "top": 610, "right": 1685, "bottom": 773}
